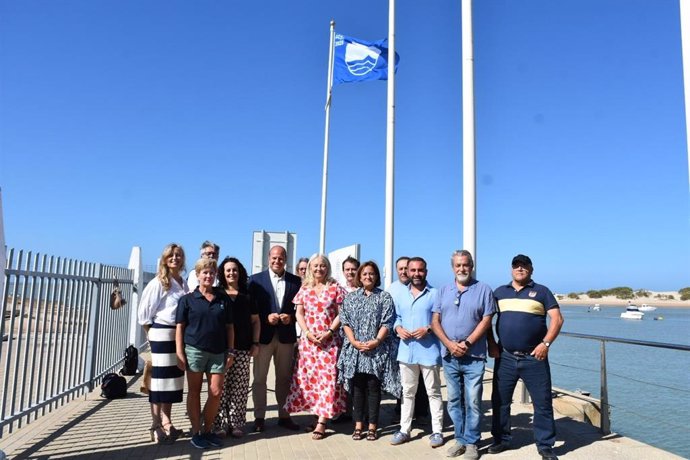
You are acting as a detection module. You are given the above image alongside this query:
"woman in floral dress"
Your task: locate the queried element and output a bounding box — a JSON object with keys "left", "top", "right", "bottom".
{"left": 337, "top": 261, "right": 401, "bottom": 441}
{"left": 285, "top": 254, "right": 347, "bottom": 440}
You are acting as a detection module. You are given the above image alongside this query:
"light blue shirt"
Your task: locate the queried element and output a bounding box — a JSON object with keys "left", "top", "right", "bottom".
{"left": 432, "top": 279, "right": 496, "bottom": 359}
{"left": 391, "top": 282, "right": 441, "bottom": 367}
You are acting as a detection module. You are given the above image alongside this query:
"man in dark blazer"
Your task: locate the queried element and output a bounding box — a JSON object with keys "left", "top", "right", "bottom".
{"left": 248, "top": 245, "right": 301, "bottom": 432}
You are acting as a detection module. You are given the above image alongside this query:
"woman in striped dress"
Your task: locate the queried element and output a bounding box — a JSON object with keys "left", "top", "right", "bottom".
{"left": 137, "top": 243, "right": 188, "bottom": 443}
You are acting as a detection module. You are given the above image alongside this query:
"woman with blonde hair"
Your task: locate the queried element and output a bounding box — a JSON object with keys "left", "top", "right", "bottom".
{"left": 137, "top": 243, "right": 188, "bottom": 443}
{"left": 284, "top": 254, "right": 347, "bottom": 440}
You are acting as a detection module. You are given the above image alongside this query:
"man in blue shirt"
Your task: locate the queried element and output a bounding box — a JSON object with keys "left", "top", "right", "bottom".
{"left": 487, "top": 254, "right": 564, "bottom": 460}
{"left": 431, "top": 250, "right": 495, "bottom": 459}
{"left": 389, "top": 257, "right": 444, "bottom": 449}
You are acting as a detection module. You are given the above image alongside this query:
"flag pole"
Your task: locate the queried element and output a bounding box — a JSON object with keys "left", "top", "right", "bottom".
{"left": 680, "top": 0, "right": 690, "bottom": 194}
{"left": 384, "top": 0, "right": 396, "bottom": 289}
{"left": 319, "top": 20, "right": 336, "bottom": 255}
{"left": 462, "top": 0, "right": 477, "bottom": 271}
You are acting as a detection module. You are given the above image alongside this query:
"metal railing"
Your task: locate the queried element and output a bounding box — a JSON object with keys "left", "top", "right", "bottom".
{"left": 0, "top": 248, "right": 145, "bottom": 437}
{"left": 557, "top": 331, "right": 690, "bottom": 434}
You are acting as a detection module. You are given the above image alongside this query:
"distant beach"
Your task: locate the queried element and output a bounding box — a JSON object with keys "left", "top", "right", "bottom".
{"left": 556, "top": 290, "right": 690, "bottom": 308}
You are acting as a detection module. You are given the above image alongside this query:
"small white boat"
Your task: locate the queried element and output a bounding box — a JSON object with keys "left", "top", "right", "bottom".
{"left": 592, "top": 304, "right": 601, "bottom": 311}
{"left": 621, "top": 305, "right": 644, "bottom": 320}
{"left": 639, "top": 304, "right": 657, "bottom": 312}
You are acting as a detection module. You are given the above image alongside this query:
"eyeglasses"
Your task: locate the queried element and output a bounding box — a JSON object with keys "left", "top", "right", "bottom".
{"left": 202, "top": 251, "right": 218, "bottom": 258}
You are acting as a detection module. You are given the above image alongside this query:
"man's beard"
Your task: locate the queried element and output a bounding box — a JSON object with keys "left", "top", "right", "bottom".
{"left": 456, "top": 273, "right": 471, "bottom": 284}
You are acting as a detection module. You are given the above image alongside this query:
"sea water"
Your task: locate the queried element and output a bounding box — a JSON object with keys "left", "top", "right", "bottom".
{"left": 537, "top": 306, "right": 690, "bottom": 458}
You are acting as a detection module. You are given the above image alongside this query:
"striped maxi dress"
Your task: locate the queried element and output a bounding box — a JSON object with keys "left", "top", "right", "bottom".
{"left": 138, "top": 277, "right": 187, "bottom": 403}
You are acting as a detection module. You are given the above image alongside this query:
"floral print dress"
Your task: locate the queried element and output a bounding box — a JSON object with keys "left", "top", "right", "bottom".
{"left": 284, "top": 282, "right": 348, "bottom": 419}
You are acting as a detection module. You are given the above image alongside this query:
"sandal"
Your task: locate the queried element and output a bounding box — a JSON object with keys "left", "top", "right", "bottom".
{"left": 305, "top": 416, "right": 319, "bottom": 432}
{"left": 352, "top": 428, "right": 363, "bottom": 440}
{"left": 312, "top": 422, "right": 327, "bottom": 440}
{"left": 366, "top": 429, "right": 378, "bottom": 441}
{"left": 163, "top": 424, "right": 183, "bottom": 440}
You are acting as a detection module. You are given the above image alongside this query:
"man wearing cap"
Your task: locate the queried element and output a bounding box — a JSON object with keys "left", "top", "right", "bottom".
{"left": 487, "top": 254, "right": 564, "bottom": 460}
{"left": 431, "top": 250, "right": 496, "bottom": 459}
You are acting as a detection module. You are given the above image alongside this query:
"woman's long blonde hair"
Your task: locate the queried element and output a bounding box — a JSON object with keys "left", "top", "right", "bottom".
{"left": 302, "top": 253, "right": 337, "bottom": 288}
{"left": 157, "top": 243, "right": 186, "bottom": 291}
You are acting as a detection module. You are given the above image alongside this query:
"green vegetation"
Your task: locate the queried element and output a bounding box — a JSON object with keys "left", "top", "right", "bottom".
{"left": 567, "top": 292, "right": 580, "bottom": 299}
{"left": 635, "top": 289, "right": 650, "bottom": 298}
{"left": 584, "top": 287, "right": 634, "bottom": 299}
{"left": 680, "top": 287, "right": 690, "bottom": 301}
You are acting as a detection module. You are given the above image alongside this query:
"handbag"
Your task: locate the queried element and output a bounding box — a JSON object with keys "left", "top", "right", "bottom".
{"left": 140, "top": 360, "right": 153, "bottom": 394}
{"left": 110, "top": 279, "right": 127, "bottom": 310}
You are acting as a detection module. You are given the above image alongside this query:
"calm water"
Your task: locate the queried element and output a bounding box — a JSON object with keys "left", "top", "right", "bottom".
{"left": 537, "top": 306, "right": 690, "bottom": 458}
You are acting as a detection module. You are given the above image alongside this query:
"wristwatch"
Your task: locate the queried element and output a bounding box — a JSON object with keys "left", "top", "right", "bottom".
{"left": 463, "top": 340, "right": 472, "bottom": 348}
{"left": 542, "top": 340, "right": 551, "bottom": 348}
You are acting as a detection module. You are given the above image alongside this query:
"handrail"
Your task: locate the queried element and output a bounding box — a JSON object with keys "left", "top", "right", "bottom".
{"left": 556, "top": 331, "right": 690, "bottom": 435}
{"left": 560, "top": 331, "right": 690, "bottom": 351}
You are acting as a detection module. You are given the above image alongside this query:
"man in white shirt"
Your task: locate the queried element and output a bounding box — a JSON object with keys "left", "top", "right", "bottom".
{"left": 248, "top": 246, "right": 302, "bottom": 432}
{"left": 341, "top": 256, "right": 360, "bottom": 293}
{"left": 187, "top": 241, "right": 219, "bottom": 291}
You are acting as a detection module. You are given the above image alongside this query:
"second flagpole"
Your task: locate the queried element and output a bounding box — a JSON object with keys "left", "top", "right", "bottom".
{"left": 319, "top": 20, "right": 336, "bottom": 255}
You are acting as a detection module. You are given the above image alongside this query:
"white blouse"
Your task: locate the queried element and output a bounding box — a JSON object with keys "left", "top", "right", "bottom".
{"left": 137, "top": 276, "right": 188, "bottom": 326}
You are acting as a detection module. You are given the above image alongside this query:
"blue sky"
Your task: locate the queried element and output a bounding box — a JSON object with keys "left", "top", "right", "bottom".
{"left": 1, "top": 0, "right": 688, "bottom": 293}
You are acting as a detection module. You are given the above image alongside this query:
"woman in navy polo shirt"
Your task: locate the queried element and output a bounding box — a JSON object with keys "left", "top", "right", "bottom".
{"left": 176, "top": 258, "right": 235, "bottom": 449}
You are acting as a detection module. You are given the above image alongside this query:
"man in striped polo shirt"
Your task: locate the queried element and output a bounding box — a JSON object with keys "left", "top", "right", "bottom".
{"left": 487, "top": 254, "right": 564, "bottom": 460}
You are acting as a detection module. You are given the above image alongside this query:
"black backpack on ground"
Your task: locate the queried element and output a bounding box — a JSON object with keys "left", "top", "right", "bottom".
{"left": 101, "top": 373, "right": 127, "bottom": 399}
{"left": 121, "top": 345, "right": 138, "bottom": 376}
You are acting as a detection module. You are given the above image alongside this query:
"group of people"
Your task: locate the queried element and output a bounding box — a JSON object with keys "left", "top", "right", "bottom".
{"left": 137, "top": 241, "right": 564, "bottom": 460}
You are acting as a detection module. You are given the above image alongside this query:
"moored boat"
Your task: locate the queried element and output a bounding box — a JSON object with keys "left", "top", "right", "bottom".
{"left": 621, "top": 305, "right": 644, "bottom": 320}
{"left": 639, "top": 304, "right": 657, "bottom": 312}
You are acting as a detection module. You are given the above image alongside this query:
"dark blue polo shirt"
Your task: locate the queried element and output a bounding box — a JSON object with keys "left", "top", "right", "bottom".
{"left": 176, "top": 287, "right": 233, "bottom": 354}
{"left": 493, "top": 280, "right": 558, "bottom": 353}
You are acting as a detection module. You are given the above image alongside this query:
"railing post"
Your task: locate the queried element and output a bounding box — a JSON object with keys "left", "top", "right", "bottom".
{"left": 520, "top": 379, "right": 530, "bottom": 403}
{"left": 84, "top": 263, "right": 102, "bottom": 391}
{"left": 128, "top": 246, "right": 144, "bottom": 349}
{"left": 600, "top": 340, "right": 611, "bottom": 434}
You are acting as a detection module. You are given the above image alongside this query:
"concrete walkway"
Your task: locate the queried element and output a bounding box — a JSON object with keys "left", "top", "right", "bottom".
{"left": 0, "top": 359, "right": 681, "bottom": 460}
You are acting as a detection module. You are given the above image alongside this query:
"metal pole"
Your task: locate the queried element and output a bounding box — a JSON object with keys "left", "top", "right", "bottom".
{"left": 461, "top": 0, "right": 477, "bottom": 269}
{"left": 600, "top": 340, "right": 611, "bottom": 434}
{"left": 319, "top": 20, "right": 336, "bottom": 255}
{"left": 384, "top": 0, "right": 396, "bottom": 289}
{"left": 680, "top": 0, "right": 690, "bottom": 193}
{"left": 85, "top": 263, "right": 102, "bottom": 391}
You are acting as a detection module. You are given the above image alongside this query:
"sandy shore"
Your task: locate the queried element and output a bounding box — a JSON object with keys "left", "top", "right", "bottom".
{"left": 556, "top": 291, "right": 690, "bottom": 308}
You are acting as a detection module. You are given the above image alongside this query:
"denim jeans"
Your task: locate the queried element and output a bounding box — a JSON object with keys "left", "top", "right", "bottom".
{"left": 442, "top": 355, "right": 485, "bottom": 445}
{"left": 491, "top": 350, "right": 556, "bottom": 449}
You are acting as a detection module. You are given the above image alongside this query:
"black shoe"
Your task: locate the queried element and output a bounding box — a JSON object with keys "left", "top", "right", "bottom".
{"left": 487, "top": 442, "right": 511, "bottom": 454}
{"left": 277, "top": 417, "right": 300, "bottom": 431}
{"left": 253, "top": 418, "right": 265, "bottom": 432}
{"left": 537, "top": 447, "right": 558, "bottom": 460}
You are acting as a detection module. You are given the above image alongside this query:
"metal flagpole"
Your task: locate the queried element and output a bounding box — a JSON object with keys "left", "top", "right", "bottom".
{"left": 384, "top": 0, "right": 396, "bottom": 289}
{"left": 680, "top": 0, "right": 690, "bottom": 193}
{"left": 461, "top": 0, "right": 477, "bottom": 271}
{"left": 319, "top": 20, "right": 336, "bottom": 255}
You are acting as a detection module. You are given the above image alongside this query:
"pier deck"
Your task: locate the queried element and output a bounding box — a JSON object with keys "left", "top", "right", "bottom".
{"left": 0, "top": 361, "right": 681, "bottom": 459}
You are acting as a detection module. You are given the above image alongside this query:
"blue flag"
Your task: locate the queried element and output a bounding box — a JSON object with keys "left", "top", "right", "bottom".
{"left": 333, "top": 34, "right": 400, "bottom": 85}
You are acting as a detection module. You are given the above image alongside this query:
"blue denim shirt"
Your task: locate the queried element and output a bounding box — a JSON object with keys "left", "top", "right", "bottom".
{"left": 392, "top": 283, "right": 441, "bottom": 367}
{"left": 432, "top": 279, "right": 496, "bottom": 359}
